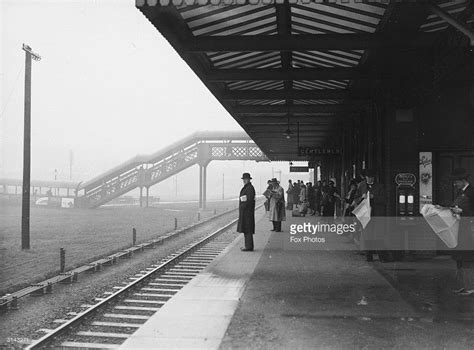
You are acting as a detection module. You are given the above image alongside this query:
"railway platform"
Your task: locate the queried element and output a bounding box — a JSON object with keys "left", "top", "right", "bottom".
{"left": 120, "top": 207, "right": 474, "bottom": 349}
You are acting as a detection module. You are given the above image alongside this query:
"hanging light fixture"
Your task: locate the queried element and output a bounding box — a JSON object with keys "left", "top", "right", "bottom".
{"left": 283, "top": 109, "right": 293, "bottom": 139}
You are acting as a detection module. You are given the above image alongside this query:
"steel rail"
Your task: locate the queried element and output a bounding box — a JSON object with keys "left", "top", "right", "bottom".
{"left": 26, "top": 202, "right": 263, "bottom": 349}
{"left": 0, "top": 202, "right": 246, "bottom": 309}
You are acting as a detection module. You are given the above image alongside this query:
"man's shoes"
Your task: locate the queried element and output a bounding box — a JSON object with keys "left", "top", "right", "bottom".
{"left": 270, "top": 229, "right": 275, "bottom": 231}
{"left": 240, "top": 247, "right": 253, "bottom": 252}
{"left": 458, "top": 289, "right": 474, "bottom": 296}
{"left": 453, "top": 287, "right": 465, "bottom": 294}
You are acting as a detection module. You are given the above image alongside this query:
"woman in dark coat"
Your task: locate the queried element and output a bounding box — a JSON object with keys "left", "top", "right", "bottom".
{"left": 237, "top": 172, "right": 256, "bottom": 251}
{"left": 322, "top": 179, "right": 340, "bottom": 218}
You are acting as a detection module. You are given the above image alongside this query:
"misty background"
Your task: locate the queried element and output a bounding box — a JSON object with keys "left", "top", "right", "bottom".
{"left": 0, "top": 0, "right": 311, "bottom": 201}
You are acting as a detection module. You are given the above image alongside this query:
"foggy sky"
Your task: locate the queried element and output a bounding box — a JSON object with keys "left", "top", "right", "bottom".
{"left": 0, "top": 0, "right": 311, "bottom": 200}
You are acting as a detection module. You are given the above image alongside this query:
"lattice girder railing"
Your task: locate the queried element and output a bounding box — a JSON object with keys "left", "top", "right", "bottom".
{"left": 86, "top": 168, "right": 142, "bottom": 207}
{"left": 147, "top": 147, "right": 198, "bottom": 183}
{"left": 206, "top": 143, "right": 268, "bottom": 161}
{"left": 79, "top": 137, "right": 267, "bottom": 207}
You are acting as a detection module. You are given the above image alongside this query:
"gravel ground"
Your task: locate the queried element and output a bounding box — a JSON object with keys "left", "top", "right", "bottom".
{"left": 0, "top": 209, "right": 241, "bottom": 349}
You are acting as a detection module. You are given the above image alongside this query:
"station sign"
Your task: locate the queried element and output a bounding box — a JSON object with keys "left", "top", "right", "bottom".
{"left": 308, "top": 161, "right": 320, "bottom": 168}
{"left": 298, "top": 147, "right": 341, "bottom": 157}
{"left": 290, "top": 166, "right": 309, "bottom": 173}
{"left": 395, "top": 173, "right": 416, "bottom": 187}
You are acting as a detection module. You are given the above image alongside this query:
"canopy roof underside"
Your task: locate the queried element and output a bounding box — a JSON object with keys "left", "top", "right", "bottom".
{"left": 137, "top": 0, "right": 474, "bottom": 161}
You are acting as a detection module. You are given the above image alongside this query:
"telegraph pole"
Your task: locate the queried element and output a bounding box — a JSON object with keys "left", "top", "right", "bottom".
{"left": 21, "top": 44, "right": 41, "bottom": 250}
{"left": 222, "top": 173, "right": 224, "bottom": 200}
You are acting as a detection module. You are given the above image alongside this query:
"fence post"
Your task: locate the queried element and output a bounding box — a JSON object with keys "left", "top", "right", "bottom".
{"left": 174, "top": 218, "right": 178, "bottom": 230}
{"left": 198, "top": 212, "right": 201, "bottom": 221}
{"left": 132, "top": 227, "right": 137, "bottom": 246}
{"left": 60, "top": 248, "right": 65, "bottom": 273}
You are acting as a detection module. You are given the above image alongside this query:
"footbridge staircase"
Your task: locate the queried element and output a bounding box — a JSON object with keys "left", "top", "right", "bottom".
{"left": 76, "top": 131, "right": 268, "bottom": 208}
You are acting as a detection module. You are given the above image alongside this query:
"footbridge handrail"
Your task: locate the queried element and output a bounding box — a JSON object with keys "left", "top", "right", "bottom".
{"left": 76, "top": 131, "right": 267, "bottom": 208}
{"left": 78, "top": 131, "right": 252, "bottom": 192}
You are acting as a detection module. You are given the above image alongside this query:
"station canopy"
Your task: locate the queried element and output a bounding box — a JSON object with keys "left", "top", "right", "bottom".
{"left": 137, "top": 0, "right": 474, "bottom": 161}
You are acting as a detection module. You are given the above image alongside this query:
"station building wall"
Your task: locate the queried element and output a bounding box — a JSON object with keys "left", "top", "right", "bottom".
{"left": 381, "top": 84, "right": 473, "bottom": 251}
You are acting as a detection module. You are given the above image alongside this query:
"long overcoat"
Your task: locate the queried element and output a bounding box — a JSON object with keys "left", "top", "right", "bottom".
{"left": 451, "top": 185, "right": 474, "bottom": 262}
{"left": 286, "top": 183, "right": 294, "bottom": 206}
{"left": 237, "top": 182, "right": 256, "bottom": 234}
{"left": 269, "top": 185, "right": 286, "bottom": 222}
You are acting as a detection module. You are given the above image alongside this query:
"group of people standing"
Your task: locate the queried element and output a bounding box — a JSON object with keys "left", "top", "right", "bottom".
{"left": 244, "top": 171, "right": 385, "bottom": 252}
{"left": 237, "top": 168, "right": 474, "bottom": 296}
{"left": 261, "top": 177, "right": 346, "bottom": 231}
{"left": 286, "top": 179, "right": 341, "bottom": 217}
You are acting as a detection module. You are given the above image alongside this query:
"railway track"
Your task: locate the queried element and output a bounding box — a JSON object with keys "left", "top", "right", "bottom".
{"left": 1, "top": 203, "right": 245, "bottom": 311}
{"left": 26, "top": 204, "right": 262, "bottom": 349}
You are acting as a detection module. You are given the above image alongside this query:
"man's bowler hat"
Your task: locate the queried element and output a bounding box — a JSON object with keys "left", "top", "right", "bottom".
{"left": 241, "top": 172, "right": 252, "bottom": 180}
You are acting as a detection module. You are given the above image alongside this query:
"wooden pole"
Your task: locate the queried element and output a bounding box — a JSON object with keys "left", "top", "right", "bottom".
{"left": 21, "top": 49, "right": 32, "bottom": 250}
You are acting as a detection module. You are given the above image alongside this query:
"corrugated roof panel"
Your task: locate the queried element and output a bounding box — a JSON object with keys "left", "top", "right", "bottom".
{"left": 238, "top": 99, "right": 286, "bottom": 106}
{"left": 292, "top": 50, "right": 361, "bottom": 68}
{"left": 292, "top": 12, "right": 356, "bottom": 34}
{"left": 292, "top": 5, "right": 378, "bottom": 34}
{"left": 209, "top": 51, "right": 281, "bottom": 69}
{"left": 293, "top": 80, "right": 349, "bottom": 90}
{"left": 293, "top": 99, "right": 340, "bottom": 105}
{"left": 227, "top": 80, "right": 285, "bottom": 91}
{"left": 302, "top": 2, "right": 382, "bottom": 26}
{"left": 292, "top": 26, "right": 328, "bottom": 35}
{"left": 179, "top": 4, "right": 277, "bottom": 36}
{"left": 330, "top": 2, "right": 387, "bottom": 17}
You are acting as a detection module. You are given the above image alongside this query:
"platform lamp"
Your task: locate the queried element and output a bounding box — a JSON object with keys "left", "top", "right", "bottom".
{"left": 21, "top": 44, "right": 41, "bottom": 250}
{"left": 283, "top": 111, "right": 293, "bottom": 139}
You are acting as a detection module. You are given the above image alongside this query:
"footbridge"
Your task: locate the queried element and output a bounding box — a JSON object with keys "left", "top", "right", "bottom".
{"left": 76, "top": 131, "right": 268, "bottom": 208}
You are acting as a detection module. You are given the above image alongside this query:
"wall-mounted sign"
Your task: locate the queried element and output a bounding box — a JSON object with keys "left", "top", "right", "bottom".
{"left": 290, "top": 166, "right": 309, "bottom": 173}
{"left": 419, "top": 152, "right": 433, "bottom": 213}
{"left": 298, "top": 147, "right": 341, "bottom": 157}
{"left": 395, "top": 173, "right": 416, "bottom": 187}
{"left": 308, "top": 161, "right": 321, "bottom": 168}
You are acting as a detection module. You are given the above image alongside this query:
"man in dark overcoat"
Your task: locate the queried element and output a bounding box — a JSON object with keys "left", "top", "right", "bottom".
{"left": 450, "top": 168, "right": 474, "bottom": 295}
{"left": 237, "top": 172, "right": 256, "bottom": 251}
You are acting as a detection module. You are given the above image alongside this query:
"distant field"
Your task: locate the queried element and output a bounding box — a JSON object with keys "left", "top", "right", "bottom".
{"left": 0, "top": 199, "right": 239, "bottom": 295}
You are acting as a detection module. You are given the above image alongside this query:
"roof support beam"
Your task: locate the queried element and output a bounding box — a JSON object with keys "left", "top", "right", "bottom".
{"left": 240, "top": 116, "right": 344, "bottom": 124}
{"left": 221, "top": 89, "right": 366, "bottom": 100}
{"left": 251, "top": 132, "right": 337, "bottom": 137}
{"left": 428, "top": 3, "right": 474, "bottom": 46}
{"left": 207, "top": 68, "right": 365, "bottom": 81}
{"left": 234, "top": 104, "right": 362, "bottom": 114}
{"left": 185, "top": 33, "right": 439, "bottom": 52}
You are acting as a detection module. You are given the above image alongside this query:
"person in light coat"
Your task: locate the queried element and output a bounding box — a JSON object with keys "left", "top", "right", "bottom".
{"left": 268, "top": 178, "right": 286, "bottom": 232}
